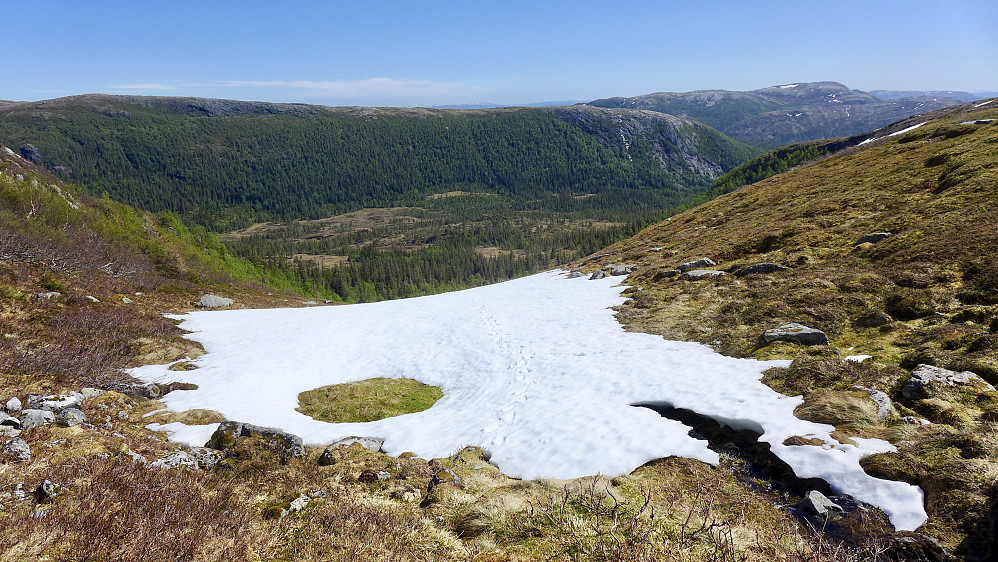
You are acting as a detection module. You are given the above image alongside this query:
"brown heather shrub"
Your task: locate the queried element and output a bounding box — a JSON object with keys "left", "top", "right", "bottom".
{"left": 0, "top": 457, "right": 259, "bottom": 561}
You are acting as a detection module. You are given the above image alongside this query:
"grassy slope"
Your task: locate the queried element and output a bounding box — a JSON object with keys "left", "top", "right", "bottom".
{"left": 582, "top": 100, "right": 998, "bottom": 557}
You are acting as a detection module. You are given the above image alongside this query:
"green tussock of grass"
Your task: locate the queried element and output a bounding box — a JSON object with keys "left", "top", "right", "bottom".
{"left": 297, "top": 377, "right": 443, "bottom": 423}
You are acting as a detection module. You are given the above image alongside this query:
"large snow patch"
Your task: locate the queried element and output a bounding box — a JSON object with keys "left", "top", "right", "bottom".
{"left": 132, "top": 270, "right": 926, "bottom": 530}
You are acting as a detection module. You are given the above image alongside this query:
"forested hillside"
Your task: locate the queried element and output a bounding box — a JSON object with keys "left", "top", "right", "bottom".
{"left": 0, "top": 96, "right": 756, "bottom": 230}
{"left": 0, "top": 95, "right": 757, "bottom": 301}
{"left": 587, "top": 81, "right": 959, "bottom": 147}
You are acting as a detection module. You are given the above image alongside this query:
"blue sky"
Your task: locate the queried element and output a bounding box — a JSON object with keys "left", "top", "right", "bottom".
{"left": 3, "top": 0, "right": 996, "bottom": 106}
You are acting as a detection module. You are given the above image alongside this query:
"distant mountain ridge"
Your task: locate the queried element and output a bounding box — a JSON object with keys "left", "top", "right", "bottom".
{"left": 587, "top": 81, "right": 960, "bottom": 147}
{"left": 870, "top": 90, "right": 998, "bottom": 103}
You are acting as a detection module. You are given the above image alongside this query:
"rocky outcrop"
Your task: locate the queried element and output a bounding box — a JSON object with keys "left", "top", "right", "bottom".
{"left": 736, "top": 263, "right": 788, "bottom": 277}
{"left": 855, "top": 232, "right": 892, "bottom": 246}
{"left": 681, "top": 269, "right": 726, "bottom": 281}
{"left": 901, "top": 364, "right": 996, "bottom": 400}
{"left": 589, "top": 270, "right": 606, "bottom": 280}
{"left": 207, "top": 420, "right": 306, "bottom": 462}
{"left": 677, "top": 257, "right": 717, "bottom": 272}
{"left": 763, "top": 323, "right": 829, "bottom": 346}
{"left": 798, "top": 490, "right": 843, "bottom": 517}
{"left": 150, "top": 450, "right": 200, "bottom": 470}
{"left": 604, "top": 264, "right": 638, "bottom": 276}
{"left": 197, "top": 294, "right": 234, "bottom": 308}
{"left": 653, "top": 269, "right": 681, "bottom": 281}
{"left": 27, "top": 393, "right": 84, "bottom": 412}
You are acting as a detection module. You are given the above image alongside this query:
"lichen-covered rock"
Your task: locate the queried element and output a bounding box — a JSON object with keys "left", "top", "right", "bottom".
{"left": 56, "top": 408, "right": 87, "bottom": 427}
{"left": 677, "top": 257, "right": 716, "bottom": 272}
{"left": 207, "top": 420, "right": 305, "bottom": 461}
{"left": 26, "top": 393, "right": 83, "bottom": 412}
{"left": 763, "top": 323, "right": 829, "bottom": 346}
{"left": 150, "top": 450, "right": 199, "bottom": 470}
{"left": 36, "top": 291, "right": 61, "bottom": 302}
{"left": 1, "top": 437, "right": 31, "bottom": 463}
{"left": 429, "top": 466, "right": 463, "bottom": 490}
{"left": 197, "top": 294, "right": 234, "bottom": 308}
{"left": 736, "top": 263, "right": 788, "bottom": 277}
{"left": 854, "top": 232, "right": 892, "bottom": 246}
{"left": 18, "top": 409, "right": 55, "bottom": 431}
{"left": 901, "top": 364, "right": 996, "bottom": 400}
{"left": 188, "top": 446, "right": 224, "bottom": 470}
{"left": 681, "top": 269, "right": 726, "bottom": 281}
{"left": 851, "top": 386, "right": 895, "bottom": 420}
{"left": 798, "top": 490, "right": 842, "bottom": 517}
{"left": 318, "top": 436, "right": 385, "bottom": 466}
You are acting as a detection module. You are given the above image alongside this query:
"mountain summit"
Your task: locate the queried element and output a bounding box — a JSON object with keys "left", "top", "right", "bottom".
{"left": 587, "top": 81, "right": 960, "bottom": 147}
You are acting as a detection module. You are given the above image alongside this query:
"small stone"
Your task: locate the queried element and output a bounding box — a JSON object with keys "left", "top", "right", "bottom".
{"left": 677, "top": 257, "right": 716, "bottom": 272}
{"left": 650, "top": 247, "right": 663, "bottom": 252}
{"left": 288, "top": 493, "right": 309, "bottom": 513}
{"left": 122, "top": 450, "right": 148, "bottom": 465}
{"left": 56, "top": 408, "right": 87, "bottom": 427}
{"left": 117, "top": 410, "right": 129, "bottom": 420}
{"left": 377, "top": 471, "right": 391, "bottom": 481}
{"left": 589, "top": 270, "right": 606, "bottom": 280}
{"left": 854, "top": 232, "right": 892, "bottom": 246}
{"left": 5, "top": 397, "right": 21, "bottom": 413}
{"left": 86, "top": 295, "right": 100, "bottom": 303}
{"left": 358, "top": 469, "right": 380, "bottom": 483}
{"left": 197, "top": 294, "right": 234, "bottom": 308}
{"left": 13, "top": 483, "right": 26, "bottom": 500}
{"left": 80, "top": 388, "right": 104, "bottom": 401}
{"left": 319, "top": 436, "right": 385, "bottom": 466}
{"left": 33, "top": 479, "right": 61, "bottom": 503}
{"left": 798, "top": 490, "right": 842, "bottom": 517}
{"left": 851, "top": 386, "right": 895, "bottom": 420}
{"left": 763, "top": 323, "right": 829, "bottom": 346}
{"left": 1, "top": 438, "right": 31, "bottom": 463}
{"left": 121, "top": 297, "right": 133, "bottom": 304}
{"left": 899, "top": 416, "right": 922, "bottom": 425}
{"left": 36, "top": 291, "right": 61, "bottom": 302}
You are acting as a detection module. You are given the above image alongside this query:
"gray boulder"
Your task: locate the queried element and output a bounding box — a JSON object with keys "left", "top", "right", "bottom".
{"left": 1, "top": 437, "right": 31, "bottom": 463}
{"left": 763, "top": 323, "right": 830, "bottom": 346}
{"left": 798, "top": 490, "right": 843, "bottom": 517}
{"left": 197, "top": 294, "right": 234, "bottom": 308}
{"left": 589, "top": 270, "right": 606, "bottom": 280}
{"left": 901, "top": 364, "right": 996, "bottom": 400}
{"left": 605, "top": 264, "right": 638, "bottom": 276}
{"left": 681, "top": 269, "right": 726, "bottom": 281}
{"left": 0, "top": 426, "right": 21, "bottom": 438}
{"left": 36, "top": 291, "right": 61, "bottom": 302}
{"left": 736, "top": 263, "right": 788, "bottom": 277}
{"left": 19, "top": 409, "right": 55, "bottom": 431}
{"left": 855, "top": 232, "right": 892, "bottom": 246}
{"left": 5, "top": 396, "right": 22, "bottom": 413}
{"left": 207, "top": 421, "right": 306, "bottom": 462}
{"left": 319, "top": 436, "right": 385, "bottom": 466}
{"left": 567, "top": 271, "right": 586, "bottom": 279}
{"left": 56, "top": 408, "right": 87, "bottom": 427}
{"left": 851, "top": 386, "right": 895, "bottom": 420}
{"left": 80, "top": 388, "right": 104, "bottom": 401}
{"left": 677, "top": 257, "right": 716, "bottom": 272}
{"left": 0, "top": 411, "right": 21, "bottom": 430}
{"left": 150, "top": 450, "right": 199, "bottom": 470}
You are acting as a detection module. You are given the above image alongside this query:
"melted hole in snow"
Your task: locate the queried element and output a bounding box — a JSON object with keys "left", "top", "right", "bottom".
{"left": 632, "top": 403, "right": 895, "bottom": 546}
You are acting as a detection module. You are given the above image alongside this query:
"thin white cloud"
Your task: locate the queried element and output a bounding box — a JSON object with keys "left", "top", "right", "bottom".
{"left": 110, "top": 83, "right": 176, "bottom": 90}
{"left": 220, "top": 77, "right": 491, "bottom": 98}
